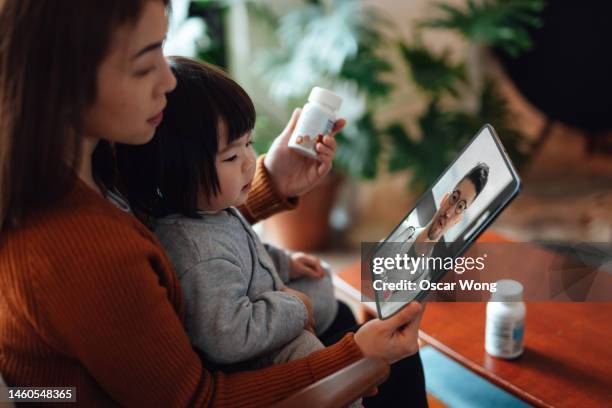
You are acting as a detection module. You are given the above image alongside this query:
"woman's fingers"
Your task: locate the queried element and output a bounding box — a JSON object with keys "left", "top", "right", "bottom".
{"left": 331, "top": 118, "right": 346, "bottom": 135}
{"left": 314, "top": 135, "right": 335, "bottom": 176}
{"left": 324, "top": 134, "right": 337, "bottom": 149}
{"left": 316, "top": 134, "right": 337, "bottom": 153}
{"left": 316, "top": 140, "right": 335, "bottom": 157}
{"left": 280, "top": 108, "right": 302, "bottom": 141}
{"left": 317, "top": 160, "right": 332, "bottom": 176}
{"left": 401, "top": 301, "right": 425, "bottom": 337}
{"left": 354, "top": 302, "right": 424, "bottom": 364}
{"left": 386, "top": 302, "right": 422, "bottom": 332}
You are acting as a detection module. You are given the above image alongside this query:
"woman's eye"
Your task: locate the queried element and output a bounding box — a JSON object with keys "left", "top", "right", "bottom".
{"left": 134, "top": 67, "right": 155, "bottom": 77}
{"left": 223, "top": 155, "right": 238, "bottom": 162}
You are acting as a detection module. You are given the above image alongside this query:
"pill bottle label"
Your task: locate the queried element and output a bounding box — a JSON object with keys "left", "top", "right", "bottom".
{"left": 486, "top": 318, "right": 524, "bottom": 358}
{"left": 289, "top": 108, "right": 334, "bottom": 158}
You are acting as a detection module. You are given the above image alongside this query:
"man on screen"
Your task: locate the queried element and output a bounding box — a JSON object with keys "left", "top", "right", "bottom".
{"left": 379, "top": 163, "right": 490, "bottom": 303}
{"left": 396, "top": 162, "right": 490, "bottom": 246}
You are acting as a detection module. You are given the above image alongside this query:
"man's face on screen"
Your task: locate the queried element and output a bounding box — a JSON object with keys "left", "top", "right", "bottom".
{"left": 427, "top": 178, "right": 477, "bottom": 241}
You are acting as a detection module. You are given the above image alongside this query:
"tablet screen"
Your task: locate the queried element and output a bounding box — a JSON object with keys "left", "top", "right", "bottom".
{"left": 374, "top": 125, "right": 521, "bottom": 318}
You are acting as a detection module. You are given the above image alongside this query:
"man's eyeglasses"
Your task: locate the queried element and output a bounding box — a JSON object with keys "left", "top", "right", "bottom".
{"left": 448, "top": 190, "right": 468, "bottom": 214}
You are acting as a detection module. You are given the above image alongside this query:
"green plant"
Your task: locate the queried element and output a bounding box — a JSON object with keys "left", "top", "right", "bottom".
{"left": 385, "top": 0, "right": 544, "bottom": 189}
{"left": 175, "top": 0, "right": 544, "bottom": 189}
{"left": 424, "top": 0, "right": 545, "bottom": 57}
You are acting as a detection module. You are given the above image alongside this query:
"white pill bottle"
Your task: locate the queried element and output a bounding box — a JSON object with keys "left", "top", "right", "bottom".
{"left": 485, "top": 279, "right": 526, "bottom": 359}
{"left": 288, "top": 87, "right": 342, "bottom": 159}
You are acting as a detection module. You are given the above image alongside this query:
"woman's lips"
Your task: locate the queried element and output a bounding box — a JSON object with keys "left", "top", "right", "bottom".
{"left": 147, "top": 111, "right": 163, "bottom": 126}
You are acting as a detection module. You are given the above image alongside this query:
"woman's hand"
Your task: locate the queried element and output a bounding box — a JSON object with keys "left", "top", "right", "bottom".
{"left": 354, "top": 302, "right": 424, "bottom": 364}
{"left": 264, "top": 108, "right": 345, "bottom": 198}
{"left": 289, "top": 252, "right": 325, "bottom": 280}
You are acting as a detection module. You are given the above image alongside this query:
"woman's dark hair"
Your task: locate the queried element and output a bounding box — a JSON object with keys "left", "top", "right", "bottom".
{"left": 115, "top": 56, "right": 256, "bottom": 219}
{"left": 0, "top": 0, "right": 170, "bottom": 232}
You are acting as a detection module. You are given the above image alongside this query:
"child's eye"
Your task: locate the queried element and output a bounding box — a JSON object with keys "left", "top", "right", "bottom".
{"left": 223, "top": 155, "right": 238, "bottom": 162}
{"left": 246, "top": 140, "right": 253, "bottom": 147}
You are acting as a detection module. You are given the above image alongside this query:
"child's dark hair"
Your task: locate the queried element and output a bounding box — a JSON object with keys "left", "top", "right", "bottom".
{"left": 116, "top": 56, "right": 255, "bottom": 219}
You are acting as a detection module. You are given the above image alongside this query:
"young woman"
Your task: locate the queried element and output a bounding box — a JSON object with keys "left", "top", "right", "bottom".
{"left": 0, "top": 1, "right": 425, "bottom": 406}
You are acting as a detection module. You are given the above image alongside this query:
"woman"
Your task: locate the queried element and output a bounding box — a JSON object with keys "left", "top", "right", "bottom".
{"left": 0, "top": 1, "right": 425, "bottom": 406}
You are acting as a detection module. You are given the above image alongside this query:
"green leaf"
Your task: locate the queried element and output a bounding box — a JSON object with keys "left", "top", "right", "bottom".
{"left": 423, "top": 0, "right": 545, "bottom": 56}
{"left": 386, "top": 123, "right": 418, "bottom": 172}
{"left": 476, "top": 79, "right": 531, "bottom": 167}
{"left": 386, "top": 101, "right": 475, "bottom": 190}
{"left": 399, "top": 43, "right": 466, "bottom": 97}
{"left": 340, "top": 45, "right": 393, "bottom": 99}
{"left": 335, "top": 114, "right": 381, "bottom": 179}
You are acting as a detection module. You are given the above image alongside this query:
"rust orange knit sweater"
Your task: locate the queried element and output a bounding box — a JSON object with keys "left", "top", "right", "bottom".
{"left": 0, "top": 158, "right": 363, "bottom": 407}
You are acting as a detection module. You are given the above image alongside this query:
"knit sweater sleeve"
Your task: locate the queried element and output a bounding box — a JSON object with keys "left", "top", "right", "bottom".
{"left": 26, "top": 214, "right": 362, "bottom": 407}
{"left": 263, "top": 243, "right": 292, "bottom": 284}
{"left": 238, "top": 155, "right": 299, "bottom": 224}
{"left": 181, "top": 257, "right": 308, "bottom": 365}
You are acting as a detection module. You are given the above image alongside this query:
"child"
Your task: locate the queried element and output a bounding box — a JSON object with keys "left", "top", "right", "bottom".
{"left": 116, "top": 57, "right": 341, "bottom": 369}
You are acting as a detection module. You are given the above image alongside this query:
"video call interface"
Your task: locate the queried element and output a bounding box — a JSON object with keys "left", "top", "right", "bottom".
{"left": 375, "top": 126, "right": 518, "bottom": 317}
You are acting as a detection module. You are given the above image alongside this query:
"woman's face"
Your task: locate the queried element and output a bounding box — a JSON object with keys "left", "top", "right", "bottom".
{"left": 83, "top": 0, "right": 176, "bottom": 145}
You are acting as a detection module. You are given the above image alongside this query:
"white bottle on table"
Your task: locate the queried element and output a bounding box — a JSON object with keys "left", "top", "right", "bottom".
{"left": 288, "top": 87, "right": 342, "bottom": 159}
{"left": 485, "top": 279, "right": 526, "bottom": 359}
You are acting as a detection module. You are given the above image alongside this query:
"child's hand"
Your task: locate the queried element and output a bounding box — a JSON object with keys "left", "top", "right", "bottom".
{"left": 282, "top": 286, "right": 316, "bottom": 333}
{"left": 289, "top": 252, "right": 325, "bottom": 280}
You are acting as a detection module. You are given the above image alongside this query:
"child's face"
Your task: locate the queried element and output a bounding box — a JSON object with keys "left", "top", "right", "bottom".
{"left": 199, "top": 127, "right": 256, "bottom": 211}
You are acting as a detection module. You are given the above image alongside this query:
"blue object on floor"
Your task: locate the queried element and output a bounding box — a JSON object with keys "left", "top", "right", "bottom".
{"left": 420, "top": 346, "right": 532, "bottom": 408}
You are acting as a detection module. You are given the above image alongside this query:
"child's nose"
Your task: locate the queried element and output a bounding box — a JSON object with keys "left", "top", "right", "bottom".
{"left": 242, "top": 151, "right": 255, "bottom": 173}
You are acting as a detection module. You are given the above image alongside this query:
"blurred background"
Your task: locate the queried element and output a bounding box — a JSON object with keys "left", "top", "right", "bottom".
{"left": 163, "top": 1, "right": 612, "bottom": 405}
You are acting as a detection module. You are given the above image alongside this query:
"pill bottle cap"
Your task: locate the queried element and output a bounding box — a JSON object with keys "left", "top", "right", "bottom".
{"left": 308, "top": 87, "right": 342, "bottom": 111}
{"left": 490, "top": 279, "right": 524, "bottom": 302}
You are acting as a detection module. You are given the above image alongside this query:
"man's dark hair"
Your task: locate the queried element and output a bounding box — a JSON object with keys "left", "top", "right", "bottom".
{"left": 462, "top": 162, "right": 489, "bottom": 198}
{"left": 116, "top": 56, "right": 256, "bottom": 219}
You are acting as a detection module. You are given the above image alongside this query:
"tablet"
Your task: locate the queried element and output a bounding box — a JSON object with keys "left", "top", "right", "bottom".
{"left": 372, "top": 124, "right": 521, "bottom": 319}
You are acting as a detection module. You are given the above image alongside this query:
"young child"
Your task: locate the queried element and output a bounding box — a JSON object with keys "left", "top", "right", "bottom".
{"left": 116, "top": 57, "right": 341, "bottom": 369}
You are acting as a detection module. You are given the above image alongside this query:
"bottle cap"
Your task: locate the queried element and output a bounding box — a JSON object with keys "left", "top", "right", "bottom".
{"left": 308, "top": 87, "right": 342, "bottom": 111}
{"left": 490, "top": 279, "right": 523, "bottom": 302}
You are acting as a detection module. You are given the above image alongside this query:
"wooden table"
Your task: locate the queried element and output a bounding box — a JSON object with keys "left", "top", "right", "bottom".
{"left": 334, "top": 232, "right": 612, "bottom": 407}
{"left": 419, "top": 302, "right": 612, "bottom": 408}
